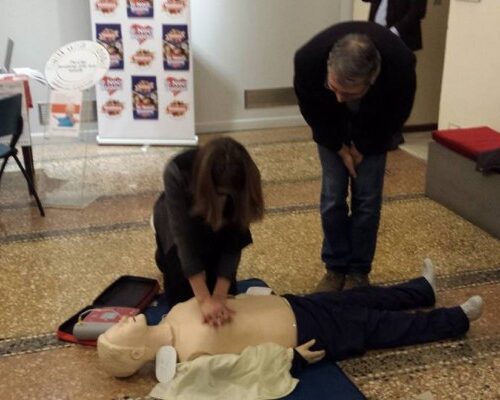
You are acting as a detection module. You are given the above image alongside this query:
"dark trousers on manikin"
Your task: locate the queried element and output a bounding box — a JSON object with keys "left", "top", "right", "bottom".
{"left": 286, "top": 277, "right": 470, "bottom": 361}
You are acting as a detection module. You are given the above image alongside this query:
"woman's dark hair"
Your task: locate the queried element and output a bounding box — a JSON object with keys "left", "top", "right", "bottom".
{"left": 191, "top": 137, "right": 264, "bottom": 231}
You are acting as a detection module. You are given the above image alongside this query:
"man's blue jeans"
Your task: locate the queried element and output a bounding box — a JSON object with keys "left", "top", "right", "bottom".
{"left": 317, "top": 144, "right": 387, "bottom": 274}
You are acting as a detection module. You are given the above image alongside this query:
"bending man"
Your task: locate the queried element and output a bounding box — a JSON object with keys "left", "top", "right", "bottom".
{"left": 294, "top": 22, "right": 417, "bottom": 291}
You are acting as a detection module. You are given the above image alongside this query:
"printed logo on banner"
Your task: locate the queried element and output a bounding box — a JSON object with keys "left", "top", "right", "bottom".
{"left": 132, "top": 76, "right": 158, "bottom": 120}
{"left": 163, "top": 25, "right": 189, "bottom": 71}
{"left": 127, "top": 0, "right": 154, "bottom": 18}
{"left": 96, "top": 24, "right": 124, "bottom": 70}
{"left": 95, "top": 0, "right": 119, "bottom": 14}
{"left": 131, "top": 49, "right": 155, "bottom": 67}
{"left": 162, "top": 0, "right": 187, "bottom": 15}
{"left": 165, "top": 76, "right": 187, "bottom": 96}
{"left": 100, "top": 76, "right": 123, "bottom": 95}
{"left": 101, "top": 99, "right": 125, "bottom": 117}
{"left": 166, "top": 99, "right": 189, "bottom": 118}
{"left": 130, "top": 24, "right": 154, "bottom": 44}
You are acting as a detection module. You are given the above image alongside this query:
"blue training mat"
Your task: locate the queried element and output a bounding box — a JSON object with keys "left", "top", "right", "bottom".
{"left": 283, "top": 360, "right": 366, "bottom": 400}
{"left": 143, "top": 279, "right": 366, "bottom": 400}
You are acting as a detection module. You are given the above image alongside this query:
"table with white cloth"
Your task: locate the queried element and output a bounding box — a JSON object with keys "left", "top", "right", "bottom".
{"left": 0, "top": 74, "right": 36, "bottom": 190}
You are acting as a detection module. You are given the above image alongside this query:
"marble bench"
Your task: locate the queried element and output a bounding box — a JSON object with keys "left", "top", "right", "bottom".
{"left": 425, "top": 127, "right": 500, "bottom": 239}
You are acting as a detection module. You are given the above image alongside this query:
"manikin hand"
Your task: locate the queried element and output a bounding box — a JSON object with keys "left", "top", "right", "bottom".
{"left": 349, "top": 144, "right": 363, "bottom": 168}
{"left": 338, "top": 145, "right": 357, "bottom": 178}
{"left": 295, "top": 339, "right": 326, "bottom": 364}
{"left": 199, "top": 296, "right": 235, "bottom": 328}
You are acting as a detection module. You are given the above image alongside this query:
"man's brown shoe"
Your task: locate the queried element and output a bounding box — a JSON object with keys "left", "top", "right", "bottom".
{"left": 343, "top": 273, "right": 370, "bottom": 290}
{"left": 314, "top": 270, "right": 345, "bottom": 292}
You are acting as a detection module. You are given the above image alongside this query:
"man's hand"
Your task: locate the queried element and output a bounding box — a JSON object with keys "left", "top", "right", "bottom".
{"left": 295, "top": 339, "right": 326, "bottom": 364}
{"left": 338, "top": 145, "right": 357, "bottom": 178}
{"left": 349, "top": 144, "right": 363, "bottom": 168}
{"left": 199, "top": 296, "right": 235, "bottom": 328}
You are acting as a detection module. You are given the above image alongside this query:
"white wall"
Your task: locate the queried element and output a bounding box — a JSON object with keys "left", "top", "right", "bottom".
{"left": 191, "top": 0, "right": 346, "bottom": 133}
{"left": 1, "top": 0, "right": 350, "bottom": 135}
{"left": 0, "top": 0, "right": 92, "bottom": 134}
{"left": 439, "top": 0, "right": 500, "bottom": 131}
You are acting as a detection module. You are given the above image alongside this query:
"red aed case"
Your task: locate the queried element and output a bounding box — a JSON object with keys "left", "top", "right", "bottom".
{"left": 57, "top": 275, "right": 160, "bottom": 346}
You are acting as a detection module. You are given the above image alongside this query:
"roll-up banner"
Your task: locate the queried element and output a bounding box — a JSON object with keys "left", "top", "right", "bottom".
{"left": 90, "top": 0, "right": 197, "bottom": 145}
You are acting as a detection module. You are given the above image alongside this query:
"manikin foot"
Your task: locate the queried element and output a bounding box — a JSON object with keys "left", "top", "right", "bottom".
{"left": 422, "top": 258, "right": 437, "bottom": 295}
{"left": 460, "top": 296, "right": 484, "bottom": 321}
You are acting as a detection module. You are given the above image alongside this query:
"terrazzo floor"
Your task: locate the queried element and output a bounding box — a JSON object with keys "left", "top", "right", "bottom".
{"left": 0, "top": 127, "right": 499, "bottom": 399}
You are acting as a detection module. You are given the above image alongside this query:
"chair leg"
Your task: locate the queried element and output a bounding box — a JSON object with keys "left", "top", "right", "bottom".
{"left": 0, "top": 157, "right": 8, "bottom": 183}
{"left": 12, "top": 154, "right": 45, "bottom": 217}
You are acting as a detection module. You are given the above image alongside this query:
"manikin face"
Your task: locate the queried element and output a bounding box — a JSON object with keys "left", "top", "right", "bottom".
{"left": 102, "top": 314, "right": 148, "bottom": 347}
{"left": 325, "top": 71, "right": 371, "bottom": 103}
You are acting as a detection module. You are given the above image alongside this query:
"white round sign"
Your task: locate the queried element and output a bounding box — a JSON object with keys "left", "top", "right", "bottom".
{"left": 45, "top": 41, "right": 110, "bottom": 91}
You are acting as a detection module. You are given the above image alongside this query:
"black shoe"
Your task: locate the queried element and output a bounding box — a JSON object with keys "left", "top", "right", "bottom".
{"left": 344, "top": 273, "right": 370, "bottom": 290}
{"left": 314, "top": 270, "right": 345, "bottom": 292}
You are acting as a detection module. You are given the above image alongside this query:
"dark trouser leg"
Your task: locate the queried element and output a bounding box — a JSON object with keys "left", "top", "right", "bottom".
{"left": 317, "top": 144, "right": 350, "bottom": 273}
{"left": 349, "top": 153, "right": 386, "bottom": 274}
{"left": 307, "top": 277, "right": 435, "bottom": 311}
{"left": 364, "top": 306, "right": 469, "bottom": 350}
{"left": 319, "top": 302, "right": 468, "bottom": 360}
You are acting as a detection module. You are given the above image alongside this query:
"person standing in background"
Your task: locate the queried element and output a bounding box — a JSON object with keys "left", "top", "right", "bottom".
{"left": 363, "top": 0, "right": 427, "bottom": 148}
{"left": 363, "top": 0, "right": 427, "bottom": 52}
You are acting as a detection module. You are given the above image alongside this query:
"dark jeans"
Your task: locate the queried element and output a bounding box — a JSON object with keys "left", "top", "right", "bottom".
{"left": 285, "top": 278, "right": 469, "bottom": 361}
{"left": 155, "top": 234, "right": 238, "bottom": 306}
{"left": 317, "top": 144, "right": 387, "bottom": 274}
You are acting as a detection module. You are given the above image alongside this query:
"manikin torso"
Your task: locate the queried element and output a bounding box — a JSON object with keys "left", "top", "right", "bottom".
{"left": 165, "top": 294, "right": 298, "bottom": 362}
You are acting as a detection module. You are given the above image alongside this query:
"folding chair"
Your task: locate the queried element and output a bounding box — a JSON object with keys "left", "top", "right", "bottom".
{"left": 0, "top": 94, "right": 45, "bottom": 216}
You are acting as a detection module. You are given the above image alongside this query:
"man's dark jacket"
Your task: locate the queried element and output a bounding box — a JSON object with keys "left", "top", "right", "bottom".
{"left": 363, "top": 0, "right": 427, "bottom": 51}
{"left": 294, "top": 21, "right": 416, "bottom": 155}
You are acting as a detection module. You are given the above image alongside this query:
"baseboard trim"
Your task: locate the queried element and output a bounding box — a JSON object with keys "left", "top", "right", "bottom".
{"left": 403, "top": 123, "right": 438, "bottom": 133}
{"left": 32, "top": 121, "right": 438, "bottom": 140}
{"left": 96, "top": 136, "right": 198, "bottom": 146}
{"left": 196, "top": 116, "right": 307, "bottom": 134}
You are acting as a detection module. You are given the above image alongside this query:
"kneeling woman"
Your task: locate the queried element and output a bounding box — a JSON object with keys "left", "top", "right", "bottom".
{"left": 153, "top": 137, "right": 264, "bottom": 327}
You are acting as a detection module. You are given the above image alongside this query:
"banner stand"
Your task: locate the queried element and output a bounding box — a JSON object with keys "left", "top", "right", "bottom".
{"left": 40, "top": 88, "right": 101, "bottom": 209}
{"left": 90, "top": 0, "right": 197, "bottom": 145}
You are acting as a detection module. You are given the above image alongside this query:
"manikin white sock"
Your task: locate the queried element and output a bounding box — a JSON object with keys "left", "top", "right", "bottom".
{"left": 460, "top": 296, "right": 484, "bottom": 321}
{"left": 422, "top": 258, "right": 436, "bottom": 294}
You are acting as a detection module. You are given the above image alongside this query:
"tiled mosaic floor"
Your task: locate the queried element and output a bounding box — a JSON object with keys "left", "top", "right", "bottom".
{"left": 0, "top": 127, "right": 498, "bottom": 399}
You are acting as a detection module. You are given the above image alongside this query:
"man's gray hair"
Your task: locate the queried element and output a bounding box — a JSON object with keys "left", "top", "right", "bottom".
{"left": 327, "top": 34, "right": 381, "bottom": 86}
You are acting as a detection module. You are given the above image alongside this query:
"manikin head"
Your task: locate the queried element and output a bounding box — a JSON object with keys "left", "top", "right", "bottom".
{"left": 326, "top": 33, "right": 381, "bottom": 103}
{"left": 97, "top": 314, "right": 171, "bottom": 378}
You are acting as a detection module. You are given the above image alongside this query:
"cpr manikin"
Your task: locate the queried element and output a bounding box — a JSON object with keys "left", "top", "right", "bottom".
{"left": 98, "top": 260, "right": 484, "bottom": 380}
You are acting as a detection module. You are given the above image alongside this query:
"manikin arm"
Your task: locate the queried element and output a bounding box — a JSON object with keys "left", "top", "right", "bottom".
{"left": 291, "top": 339, "right": 326, "bottom": 376}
